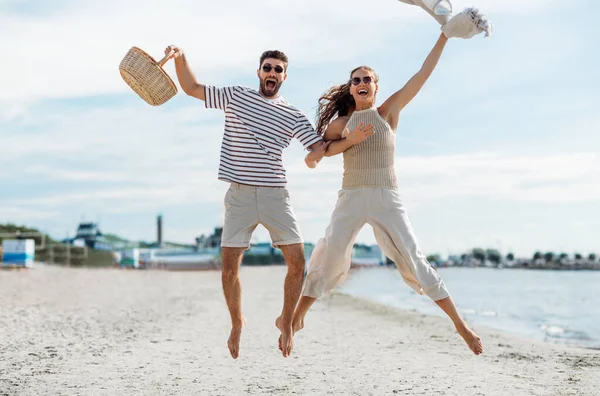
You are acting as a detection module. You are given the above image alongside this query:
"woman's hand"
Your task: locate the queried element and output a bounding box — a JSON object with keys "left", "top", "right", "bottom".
{"left": 344, "top": 122, "right": 375, "bottom": 145}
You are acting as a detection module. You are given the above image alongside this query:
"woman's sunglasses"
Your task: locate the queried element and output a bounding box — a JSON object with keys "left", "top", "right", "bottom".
{"left": 350, "top": 76, "right": 374, "bottom": 85}
{"left": 262, "top": 64, "right": 285, "bottom": 74}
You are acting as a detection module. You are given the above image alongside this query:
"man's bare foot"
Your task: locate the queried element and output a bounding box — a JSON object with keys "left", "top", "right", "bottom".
{"left": 275, "top": 316, "right": 294, "bottom": 357}
{"left": 227, "top": 317, "right": 246, "bottom": 359}
{"left": 227, "top": 327, "right": 242, "bottom": 359}
{"left": 456, "top": 324, "right": 483, "bottom": 355}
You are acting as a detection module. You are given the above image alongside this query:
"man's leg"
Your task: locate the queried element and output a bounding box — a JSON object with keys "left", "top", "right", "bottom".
{"left": 275, "top": 243, "right": 305, "bottom": 358}
{"left": 221, "top": 246, "right": 246, "bottom": 359}
{"left": 220, "top": 183, "right": 258, "bottom": 359}
{"left": 259, "top": 186, "right": 361, "bottom": 356}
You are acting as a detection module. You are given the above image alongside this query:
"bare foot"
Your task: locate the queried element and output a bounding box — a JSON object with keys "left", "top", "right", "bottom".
{"left": 292, "top": 316, "right": 305, "bottom": 334}
{"left": 456, "top": 324, "right": 483, "bottom": 355}
{"left": 275, "top": 316, "right": 294, "bottom": 357}
{"left": 276, "top": 316, "right": 305, "bottom": 351}
{"left": 227, "top": 327, "right": 242, "bottom": 359}
{"left": 227, "top": 317, "right": 246, "bottom": 359}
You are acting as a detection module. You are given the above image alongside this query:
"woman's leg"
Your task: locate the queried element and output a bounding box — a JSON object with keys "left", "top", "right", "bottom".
{"left": 370, "top": 188, "right": 483, "bottom": 355}
{"left": 291, "top": 296, "right": 317, "bottom": 334}
{"left": 435, "top": 296, "right": 483, "bottom": 354}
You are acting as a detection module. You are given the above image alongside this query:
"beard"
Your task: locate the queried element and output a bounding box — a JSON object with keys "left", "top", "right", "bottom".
{"left": 259, "top": 78, "right": 283, "bottom": 98}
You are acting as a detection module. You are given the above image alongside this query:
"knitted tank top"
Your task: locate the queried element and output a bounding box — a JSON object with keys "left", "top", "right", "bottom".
{"left": 341, "top": 107, "right": 397, "bottom": 189}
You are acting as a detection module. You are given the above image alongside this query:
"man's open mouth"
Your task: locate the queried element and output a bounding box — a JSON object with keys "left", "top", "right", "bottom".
{"left": 266, "top": 79, "right": 277, "bottom": 90}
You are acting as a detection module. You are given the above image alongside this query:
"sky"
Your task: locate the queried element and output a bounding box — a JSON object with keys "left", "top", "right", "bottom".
{"left": 1, "top": 0, "right": 599, "bottom": 258}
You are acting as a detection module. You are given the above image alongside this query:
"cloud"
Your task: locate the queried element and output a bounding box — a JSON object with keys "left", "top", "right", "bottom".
{"left": 1, "top": 0, "right": 419, "bottom": 104}
{"left": 398, "top": 153, "right": 600, "bottom": 203}
{"left": 0, "top": 206, "right": 60, "bottom": 221}
{"left": 2, "top": 0, "right": 588, "bottom": 105}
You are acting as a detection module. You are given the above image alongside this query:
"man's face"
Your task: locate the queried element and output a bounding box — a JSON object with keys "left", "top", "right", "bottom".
{"left": 257, "top": 57, "right": 287, "bottom": 98}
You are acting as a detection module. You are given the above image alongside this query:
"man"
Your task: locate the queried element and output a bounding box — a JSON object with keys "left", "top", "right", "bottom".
{"left": 164, "top": 45, "right": 330, "bottom": 359}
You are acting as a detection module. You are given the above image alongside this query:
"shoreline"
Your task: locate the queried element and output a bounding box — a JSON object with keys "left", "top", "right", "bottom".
{"left": 1, "top": 264, "right": 598, "bottom": 395}
{"left": 336, "top": 289, "right": 599, "bottom": 352}
{"left": 342, "top": 265, "right": 600, "bottom": 352}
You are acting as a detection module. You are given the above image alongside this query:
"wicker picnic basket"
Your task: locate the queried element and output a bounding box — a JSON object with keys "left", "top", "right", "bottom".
{"left": 119, "top": 47, "right": 178, "bottom": 106}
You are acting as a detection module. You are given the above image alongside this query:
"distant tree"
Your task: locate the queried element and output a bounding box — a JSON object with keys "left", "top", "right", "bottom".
{"left": 558, "top": 252, "right": 569, "bottom": 261}
{"left": 574, "top": 253, "right": 583, "bottom": 260}
{"left": 427, "top": 254, "right": 442, "bottom": 264}
{"left": 486, "top": 249, "right": 502, "bottom": 264}
{"left": 460, "top": 253, "right": 467, "bottom": 261}
{"left": 533, "top": 251, "right": 543, "bottom": 261}
{"left": 0, "top": 223, "right": 54, "bottom": 244}
{"left": 472, "top": 248, "right": 486, "bottom": 262}
{"left": 0, "top": 223, "right": 41, "bottom": 234}
{"left": 103, "top": 233, "right": 130, "bottom": 243}
{"left": 589, "top": 253, "right": 597, "bottom": 262}
{"left": 506, "top": 253, "right": 515, "bottom": 261}
{"left": 544, "top": 252, "right": 555, "bottom": 263}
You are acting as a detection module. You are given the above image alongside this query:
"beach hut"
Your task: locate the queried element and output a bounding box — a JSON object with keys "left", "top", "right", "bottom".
{"left": 1, "top": 239, "right": 35, "bottom": 268}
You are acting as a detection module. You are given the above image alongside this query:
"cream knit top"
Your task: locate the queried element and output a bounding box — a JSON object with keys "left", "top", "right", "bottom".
{"left": 342, "top": 107, "right": 397, "bottom": 189}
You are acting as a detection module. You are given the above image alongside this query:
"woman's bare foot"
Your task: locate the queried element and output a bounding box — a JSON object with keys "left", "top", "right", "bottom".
{"left": 456, "top": 324, "right": 483, "bottom": 355}
{"left": 292, "top": 317, "right": 304, "bottom": 334}
{"left": 276, "top": 316, "right": 305, "bottom": 351}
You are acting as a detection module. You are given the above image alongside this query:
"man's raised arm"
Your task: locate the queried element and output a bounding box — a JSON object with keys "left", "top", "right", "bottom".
{"left": 165, "top": 45, "right": 206, "bottom": 101}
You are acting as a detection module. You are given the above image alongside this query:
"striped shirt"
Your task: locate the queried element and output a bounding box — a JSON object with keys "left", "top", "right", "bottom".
{"left": 205, "top": 85, "right": 322, "bottom": 187}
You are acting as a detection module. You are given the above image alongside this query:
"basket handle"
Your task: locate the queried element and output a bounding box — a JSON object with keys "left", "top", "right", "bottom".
{"left": 157, "top": 50, "right": 175, "bottom": 67}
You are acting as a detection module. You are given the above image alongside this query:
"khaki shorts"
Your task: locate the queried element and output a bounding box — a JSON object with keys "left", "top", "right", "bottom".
{"left": 221, "top": 183, "right": 303, "bottom": 249}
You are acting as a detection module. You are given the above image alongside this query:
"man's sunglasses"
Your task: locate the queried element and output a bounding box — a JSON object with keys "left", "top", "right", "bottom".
{"left": 262, "top": 64, "right": 285, "bottom": 74}
{"left": 350, "top": 76, "right": 374, "bottom": 85}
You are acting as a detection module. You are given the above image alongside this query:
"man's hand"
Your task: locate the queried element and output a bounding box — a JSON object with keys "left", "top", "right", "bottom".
{"left": 164, "top": 45, "right": 206, "bottom": 100}
{"left": 344, "top": 122, "right": 375, "bottom": 145}
{"left": 164, "top": 45, "right": 184, "bottom": 61}
{"left": 311, "top": 140, "right": 332, "bottom": 158}
{"left": 305, "top": 140, "right": 332, "bottom": 169}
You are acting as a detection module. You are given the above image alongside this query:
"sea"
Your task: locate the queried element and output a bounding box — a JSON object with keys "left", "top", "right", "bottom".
{"left": 338, "top": 266, "right": 600, "bottom": 350}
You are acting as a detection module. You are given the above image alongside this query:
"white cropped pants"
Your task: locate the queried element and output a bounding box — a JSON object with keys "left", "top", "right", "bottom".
{"left": 303, "top": 188, "right": 450, "bottom": 301}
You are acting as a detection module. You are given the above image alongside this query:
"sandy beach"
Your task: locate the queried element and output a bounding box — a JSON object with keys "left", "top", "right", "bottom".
{"left": 1, "top": 264, "right": 598, "bottom": 396}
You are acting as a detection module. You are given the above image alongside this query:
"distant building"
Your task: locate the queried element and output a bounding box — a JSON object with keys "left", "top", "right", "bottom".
{"left": 74, "top": 223, "right": 113, "bottom": 250}
{"left": 351, "top": 243, "right": 386, "bottom": 267}
{"left": 195, "top": 227, "right": 223, "bottom": 250}
{"left": 157, "top": 215, "right": 163, "bottom": 247}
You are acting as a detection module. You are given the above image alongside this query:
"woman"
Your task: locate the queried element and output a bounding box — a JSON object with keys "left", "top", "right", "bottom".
{"left": 291, "top": 32, "right": 483, "bottom": 355}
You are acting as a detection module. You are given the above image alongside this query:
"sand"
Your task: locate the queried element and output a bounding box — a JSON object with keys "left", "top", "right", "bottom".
{"left": 1, "top": 264, "right": 598, "bottom": 395}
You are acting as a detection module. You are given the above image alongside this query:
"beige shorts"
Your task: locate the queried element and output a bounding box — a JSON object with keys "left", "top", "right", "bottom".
{"left": 221, "top": 183, "right": 303, "bottom": 249}
{"left": 303, "top": 187, "right": 449, "bottom": 301}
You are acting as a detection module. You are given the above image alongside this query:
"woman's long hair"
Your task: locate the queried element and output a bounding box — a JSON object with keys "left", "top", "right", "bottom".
{"left": 315, "top": 65, "right": 379, "bottom": 136}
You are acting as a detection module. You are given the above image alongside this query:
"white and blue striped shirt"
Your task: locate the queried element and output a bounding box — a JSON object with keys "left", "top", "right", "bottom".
{"left": 205, "top": 85, "right": 322, "bottom": 187}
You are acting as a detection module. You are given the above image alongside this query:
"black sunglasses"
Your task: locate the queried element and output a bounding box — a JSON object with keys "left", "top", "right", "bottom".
{"left": 262, "top": 64, "right": 285, "bottom": 74}
{"left": 350, "top": 76, "right": 373, "bottom": 85}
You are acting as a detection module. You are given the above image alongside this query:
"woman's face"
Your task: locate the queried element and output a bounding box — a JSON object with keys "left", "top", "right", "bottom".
{"left": 349, "top": 68, "right": 378, "bottom": 105}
